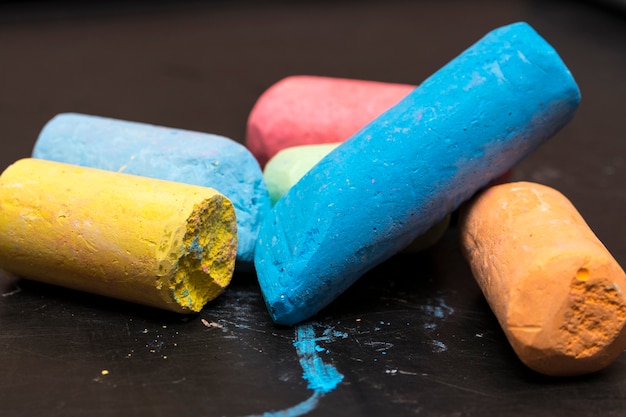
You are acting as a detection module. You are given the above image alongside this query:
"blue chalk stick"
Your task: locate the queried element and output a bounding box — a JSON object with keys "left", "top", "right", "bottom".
{"left": 33, "top": 113, "right": 271, "bottom": 270}
{"left": 254, "top": 22, "right": 581, "bottom": 326}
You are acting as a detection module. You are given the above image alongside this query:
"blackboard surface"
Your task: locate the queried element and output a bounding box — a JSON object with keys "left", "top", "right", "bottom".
{"left": 1, "top": 1, "right": 626, "bottom": 416}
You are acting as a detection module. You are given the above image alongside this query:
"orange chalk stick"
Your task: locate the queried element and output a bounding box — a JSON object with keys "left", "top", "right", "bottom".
{"left": 459, "top": 181, "right": 626, "bottom": 376}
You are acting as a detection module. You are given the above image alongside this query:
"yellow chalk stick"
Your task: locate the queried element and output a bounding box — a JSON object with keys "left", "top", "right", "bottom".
{"left": 459, "top": 181, "right": 626, "bottom": 376}
{"left": 0, "top": 158, "right": 237, "bottom": 313}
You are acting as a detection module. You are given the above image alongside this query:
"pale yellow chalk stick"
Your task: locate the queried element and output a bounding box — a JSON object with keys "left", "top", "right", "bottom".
{"left": 0, "top": 158, "right": 238, "bottom": 313}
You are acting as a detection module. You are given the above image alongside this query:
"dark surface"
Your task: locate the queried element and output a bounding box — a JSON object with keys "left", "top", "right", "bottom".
{"left": 1, "top": 1, "right": 626, "bottom": 416}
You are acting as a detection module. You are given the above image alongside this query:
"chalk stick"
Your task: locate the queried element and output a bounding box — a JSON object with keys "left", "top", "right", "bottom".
{"left": 254, "top": 21, "right": 581, "bottom": 326}
{"left": 263, "top": 143, "right": 342, "bottom": 205}
{"left": 246, "top": 75, "right": 415, "bottom": 167}
{"left": 263, "top": 142, "right": 451, "bottom": 253}
{"left": 32, "top": 112, "right": 270, "bottom": 269}
{"left": 0, "top": 158, "right": 238, "bottom": 313}
{"left": 459, "top": 181, "right": 626, "bottom": 376}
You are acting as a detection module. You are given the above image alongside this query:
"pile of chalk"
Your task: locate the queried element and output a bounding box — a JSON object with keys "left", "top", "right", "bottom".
{"left": 1, "top": 21, "right": 625, "bottom": 378}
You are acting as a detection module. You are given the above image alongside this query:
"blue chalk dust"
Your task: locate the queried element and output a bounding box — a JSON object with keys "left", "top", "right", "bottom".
{"left": 255, "top": 21, "right": 581, "bottom": 326}
{"left": 245, "top": 323, "right": 344, "bottom": 417}
{"left": 293, "top": 324, "right": 344, "bottom": 393}
{"left": 420, "top": 296, "right": 454, "bottom": 320}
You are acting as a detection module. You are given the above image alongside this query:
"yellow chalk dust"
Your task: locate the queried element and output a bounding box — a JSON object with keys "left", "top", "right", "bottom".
{"left": 169, "top": 196, "right": 237, "bottom": 312}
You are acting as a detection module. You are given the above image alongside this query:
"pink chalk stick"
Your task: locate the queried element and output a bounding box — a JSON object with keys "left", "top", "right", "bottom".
{"left": 245, "top": 75, "right": 415, "bottom": 168}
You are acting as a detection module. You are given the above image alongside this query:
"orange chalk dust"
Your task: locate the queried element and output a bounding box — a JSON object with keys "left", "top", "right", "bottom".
{"left": 459, "top": 181, "right": 626, "bottom": 377}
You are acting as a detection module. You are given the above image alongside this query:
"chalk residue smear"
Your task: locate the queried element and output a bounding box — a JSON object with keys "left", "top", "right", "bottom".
{"left": 293, "top": 324, "right": 344, "bottom": 393}
{"left": 247, "top": 323, "right": 344, "bottom": 417}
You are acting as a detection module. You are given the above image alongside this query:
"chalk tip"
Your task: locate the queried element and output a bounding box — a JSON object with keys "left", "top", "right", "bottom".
{"left": 266, "top": 299, "right": 297, "bottom": 327}
{"left": 256, "top": 274, "right": 317, "bottom": 327}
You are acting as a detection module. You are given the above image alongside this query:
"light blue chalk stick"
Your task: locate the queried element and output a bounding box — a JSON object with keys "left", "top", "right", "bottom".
{"left": 254, "top": 21, "right": 581, "bottom": 326}
{"left": 33, "top": 113, "right": 271, "bottom": 270}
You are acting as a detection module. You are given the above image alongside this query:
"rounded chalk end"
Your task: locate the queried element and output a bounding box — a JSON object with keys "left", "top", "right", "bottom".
{"left": 265, "top": 298, "right": 295, "bottom": 327}
{"left": 263, "top": 142, "right": 341, "bottom": 205}
{"left": 507, "top": 258, "right": 626, "bottom": 377}
{"left": 33, "top": 112, "right": 269, "bottom": 267}
{"left": 245, "top": 75, "right": 415, "bottom": 168}
{"left": 461, "top": 181, "right": 626, "bottom": 376}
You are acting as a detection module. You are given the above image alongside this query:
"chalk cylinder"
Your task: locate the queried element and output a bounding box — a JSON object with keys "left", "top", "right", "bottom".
{"left": 459, "top": 181, "right": 626, "bottom": 376}
{"left": 263, "top": 143, "right": 342, "bottom": 205}
{"left": 32, "top": 113, "right": 270, "bottom": 269}
{"left": 254, "top": 21, "right": 581, "bottom": 326}
{"left": 246, "top": 75, "right": 415, "bottom": 168}
{"left": 0, "top": 158, "right": 238, "bottom": 313}
{"left": 263, "top": 142, "right": 451, "bottom": 253}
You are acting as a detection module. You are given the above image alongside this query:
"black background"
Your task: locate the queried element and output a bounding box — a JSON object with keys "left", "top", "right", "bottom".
{"left": 1, "top": 1, "right": 626, "bottom": 416}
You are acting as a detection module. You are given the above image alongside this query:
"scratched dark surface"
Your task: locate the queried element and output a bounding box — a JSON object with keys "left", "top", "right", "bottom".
{"left": 1, "top": 0, "right": 626, "bottom": 416}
